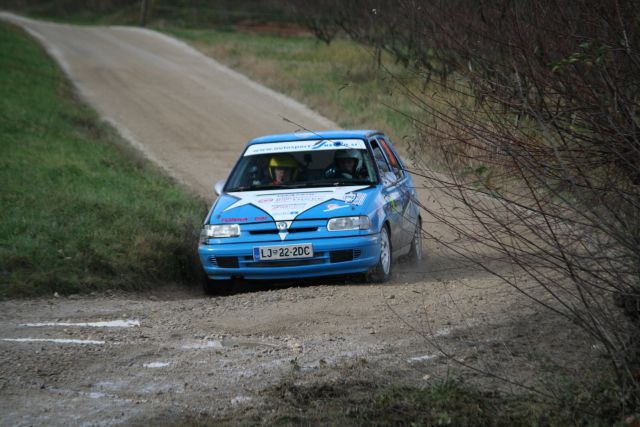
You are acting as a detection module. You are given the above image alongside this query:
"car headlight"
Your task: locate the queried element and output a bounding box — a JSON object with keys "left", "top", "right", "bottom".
{"left": 327, "top": 216, "right": 371, "bottom": 231}
{"left": 200, "top": 224, "right": 240, "bottom": 243}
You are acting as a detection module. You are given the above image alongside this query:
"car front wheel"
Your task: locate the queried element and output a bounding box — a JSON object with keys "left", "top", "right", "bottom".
{"left": 368, "top": 225, "right": 392, "bottom": 283}
{"left": 200, "top": 269, "right": 233, "bottom": 296}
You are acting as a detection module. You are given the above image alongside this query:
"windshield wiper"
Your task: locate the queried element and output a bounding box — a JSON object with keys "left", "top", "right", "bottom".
{"left": 226, "top": 184, "right": 278, "bottom": 192}
{"left": 330, "top": 180, "right": 375, "bottom": 186}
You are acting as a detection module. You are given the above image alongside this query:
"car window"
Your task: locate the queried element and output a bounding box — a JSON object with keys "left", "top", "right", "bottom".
{"left": 370, "top": 139, "right": 396, "bottom": 184}
{"left": 377, "top": 137, "right": 404, "bottom": 181}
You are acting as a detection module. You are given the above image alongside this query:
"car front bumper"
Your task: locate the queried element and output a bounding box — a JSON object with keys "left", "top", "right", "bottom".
{"left": 198, "top": 233, "right": 381, "bottom": 280}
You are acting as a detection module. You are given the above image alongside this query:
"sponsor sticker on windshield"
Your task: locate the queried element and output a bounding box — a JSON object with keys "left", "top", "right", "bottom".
{"left": 244, "top": 139, "right": 366, "bottom": 156}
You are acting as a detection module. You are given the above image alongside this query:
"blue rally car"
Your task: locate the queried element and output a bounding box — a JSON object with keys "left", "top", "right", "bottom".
{"left": 198, "top": 130, "right": 422, "bottom": 294}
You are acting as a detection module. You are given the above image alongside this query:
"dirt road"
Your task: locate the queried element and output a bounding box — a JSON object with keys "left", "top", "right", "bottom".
{"left": 0, "top": 13, "right": 585, "bottom": 426}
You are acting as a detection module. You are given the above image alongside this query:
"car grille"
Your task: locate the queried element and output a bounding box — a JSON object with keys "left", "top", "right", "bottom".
{"left": 250, "top": 258, "right": 325, "bottom": 267}
{"left": 208, "top": 256, "right": 239, "bottom": 268}
{"left": 330, "top": 249, "right": 361, "bottom": 263}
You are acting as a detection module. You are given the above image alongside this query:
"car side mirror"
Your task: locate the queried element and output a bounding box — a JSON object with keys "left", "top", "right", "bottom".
{"left": 214, "top": 180, "right": 226, "bottom": 196}
{"left": 382, "top": 171, "right": 397, "bottom": 186}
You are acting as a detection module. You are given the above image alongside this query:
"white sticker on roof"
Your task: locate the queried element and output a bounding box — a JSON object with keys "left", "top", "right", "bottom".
{"left": 245, "top": 139, "right": 366, "bottom": 156}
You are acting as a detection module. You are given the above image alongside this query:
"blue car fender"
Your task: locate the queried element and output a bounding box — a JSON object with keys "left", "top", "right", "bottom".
{"left": 369, "top": 191, "right": 390, "bottom": 235}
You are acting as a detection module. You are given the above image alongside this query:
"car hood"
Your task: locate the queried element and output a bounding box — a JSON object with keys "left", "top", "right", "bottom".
{"left": 210, "top": 185, "right": 375, "bottom": 224}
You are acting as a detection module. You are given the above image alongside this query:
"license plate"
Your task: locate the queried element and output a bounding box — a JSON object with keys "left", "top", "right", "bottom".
{"left": 253, "top": 243, "right": 313, "bottom": 261}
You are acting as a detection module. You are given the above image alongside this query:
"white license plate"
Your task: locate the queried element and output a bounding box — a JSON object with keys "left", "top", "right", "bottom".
{"left": 253, "top": 243, "right": 313, "bottom": 261}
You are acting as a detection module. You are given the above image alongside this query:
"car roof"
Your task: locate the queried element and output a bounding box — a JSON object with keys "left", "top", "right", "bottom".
{"left": 248, "top": 130, "right": 380, "bottom": 145}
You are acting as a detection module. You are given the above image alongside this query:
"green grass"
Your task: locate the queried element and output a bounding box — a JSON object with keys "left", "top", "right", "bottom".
{"left": 181, "top": 376, "right": 622, "bottom": 426}
{"left": 0, "top": 22, "right": 207, "bottom": 297}
{"left": 163, "top": 27, "right": 426, "bottom": 145}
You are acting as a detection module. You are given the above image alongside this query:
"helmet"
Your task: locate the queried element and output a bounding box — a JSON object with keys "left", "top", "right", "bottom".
{"left": 334, "top": 149, "right": 362, "bottom": 167}
{"left": 334, "top": 150, "right": 362, "bottom": 177}
{"left": 268, "top": 154, "right": 298, "bottom": 179}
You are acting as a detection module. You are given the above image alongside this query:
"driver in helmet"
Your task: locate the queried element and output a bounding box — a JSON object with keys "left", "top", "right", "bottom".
{"left": 325, "top": 149, "right": 365, "bottom": 180}
{"left": 268, "top": 154, "right": 299, "bottom": 185}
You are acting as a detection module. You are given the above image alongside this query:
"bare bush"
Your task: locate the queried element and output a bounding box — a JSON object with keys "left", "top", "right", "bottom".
{"left": 287, "top": 0, "right": 640, "bottom": 412}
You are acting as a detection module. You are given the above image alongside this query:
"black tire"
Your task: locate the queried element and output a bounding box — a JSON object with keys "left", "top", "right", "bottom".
{"left": 200, "top": 269, "right": 233, "bottom": 296}
{"left": 368, "top": 225, "right": 392, "bottom": 283}
{"left": 407, "top": 218, "right": 423, "bottom": 265}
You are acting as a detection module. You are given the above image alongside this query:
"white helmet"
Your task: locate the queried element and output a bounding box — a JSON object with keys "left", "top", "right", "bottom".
{"left": 334, "top": 149, "right": 362, "bottom": 168}
{"left": 334, "top": 149, "right": 363, "bottom": 178}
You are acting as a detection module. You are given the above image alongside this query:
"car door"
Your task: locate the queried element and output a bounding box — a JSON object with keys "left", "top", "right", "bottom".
{"left": 369, "top": 137, "right": 405, "bottom": 253}
{"left": 376, "top": 136, "right": 417, "bottom": 251}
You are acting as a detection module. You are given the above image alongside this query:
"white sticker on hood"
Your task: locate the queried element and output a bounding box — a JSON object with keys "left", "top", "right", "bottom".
{"left": 343, "top": 192, "right": 367, "bottom": 205}
{"left": 323, "top": 203, "right": 349, "bottom": 212}
{"left": 224, "top": 186, "right": 368, "bottom": 221}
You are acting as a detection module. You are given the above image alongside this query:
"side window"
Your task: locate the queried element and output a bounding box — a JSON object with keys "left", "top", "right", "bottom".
{"left": 377, "top": 137, "right": 403, "bottom": 181}
{"left": 370, "top": 139, "right": 393, "bottom": 182}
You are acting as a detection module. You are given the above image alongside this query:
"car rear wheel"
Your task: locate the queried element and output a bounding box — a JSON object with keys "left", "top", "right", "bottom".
{"left": 407, "top": 218, "right": 423, "bottom": 265}
{"left": 368, "top": 225, "right": 392, "bottom": 283}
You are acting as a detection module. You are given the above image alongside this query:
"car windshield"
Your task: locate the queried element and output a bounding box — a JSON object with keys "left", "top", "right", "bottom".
{"left": 224, "top": 144, "right": 378, "bottom": 192}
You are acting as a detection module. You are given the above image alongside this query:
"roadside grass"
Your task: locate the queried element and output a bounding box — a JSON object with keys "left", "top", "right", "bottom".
{"left": 181, "top": 375, "right": 620, "bottom": 426}
{"left": 0, "top": 22, "right": 207, "bottom": 297}
{"left": 269, "top": 379, "right": 620, "bottom": 426}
